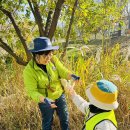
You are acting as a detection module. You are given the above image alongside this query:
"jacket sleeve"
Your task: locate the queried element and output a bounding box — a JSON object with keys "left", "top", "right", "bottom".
{"left": 23, "top": 68, "right": 43, "bottom": 103}
{"left": 71, "top": 94, "right": 90, "bottom": 114}
{"left": 52, "top": 56, "right": 71, "bottom": 79}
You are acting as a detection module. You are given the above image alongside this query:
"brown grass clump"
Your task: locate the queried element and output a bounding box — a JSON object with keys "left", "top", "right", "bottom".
{"left": 115, "top": 82, "right": 130, "bottom": 130}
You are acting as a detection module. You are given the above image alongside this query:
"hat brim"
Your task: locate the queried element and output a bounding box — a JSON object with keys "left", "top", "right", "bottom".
{"left": 29, "top": 46, "right": 59, "bottom": 53}
{"left": 86, "top": 87, "right": 119, "bottom": 110}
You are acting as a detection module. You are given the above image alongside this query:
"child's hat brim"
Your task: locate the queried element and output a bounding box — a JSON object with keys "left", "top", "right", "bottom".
{"left": 86, "top": 87, "right": 119, "bottom": 110}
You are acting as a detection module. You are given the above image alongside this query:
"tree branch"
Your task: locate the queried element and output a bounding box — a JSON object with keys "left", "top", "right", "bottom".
{"left": 0, "top": 38, "right": 27, "bottom": 66}
{"left": 61, "top": 0, "right": 78, "bottom": 58}
{"left": 27, "top": 0, "right": 35, "bottom": 17}
{"left": 0, "top": 7, "right": 31, "bottom": 61}
{"left": 30, "top": 0, "right": 45, "bottom": 36}
{"left": 13, "top": 0, "right": 22, "bottom": 14}
{"left": 48, "top": 0, "right": 65, "bottom": 40}
{"left": 45, "top": 9, "right": 53, "bottom": 36}
{"left": 64, "top": 0, "right": 78, "bottom": 49}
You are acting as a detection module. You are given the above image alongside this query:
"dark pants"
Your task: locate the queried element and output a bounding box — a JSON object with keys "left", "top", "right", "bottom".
{"left": 38, "top": 94, "right": 69, "bottom": 130}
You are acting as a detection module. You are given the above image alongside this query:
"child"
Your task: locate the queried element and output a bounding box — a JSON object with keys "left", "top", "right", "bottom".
{"left": 61, "top": 79, "right": 118, "bottom": 130}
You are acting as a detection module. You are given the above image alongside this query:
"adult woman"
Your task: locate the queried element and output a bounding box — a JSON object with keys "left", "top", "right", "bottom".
{"left": 23, "top": 37, "right": 79, "bottom": 130}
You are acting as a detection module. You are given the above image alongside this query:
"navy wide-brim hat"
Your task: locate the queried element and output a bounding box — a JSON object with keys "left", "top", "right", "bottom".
{"left": 29, "top": 37, "right": 59, "bottom": 53}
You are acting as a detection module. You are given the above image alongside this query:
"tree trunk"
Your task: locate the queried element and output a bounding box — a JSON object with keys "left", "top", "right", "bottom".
{"left": 118, "top": 23, "right": 121, "bottom": 36}
{"left": 27, "top": 0, "right": 45, "bottom": 36}
{"left": 48, "top": 0, "right": 65, "bottom": 40}
{"left": 95, "top": 33, "right": 97, "bottom": 39}
{"left": 0, "top": 38, "right": 27, "bottom": 66}
{"left": 0, "top": 7, "right": 32, "bottom": 61}
{"left": 128, "top": 16, "right": 130, "bottom": 29}
{"left": 61, "top": 0, "right": 78, "bottom": 58}
{"left": 45, "top": 9, "right": 53, "bottom": 36}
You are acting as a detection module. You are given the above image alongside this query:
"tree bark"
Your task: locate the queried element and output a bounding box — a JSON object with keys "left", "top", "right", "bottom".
{"left": 62, "top": 0, "right": 78, "bottom": 57}
{"left": 0, "top": 38, "right": 27, "bottom": 66}
{"left": 0, "top": 7, "right": 31, "bottom": 61}
{"left": 28, "top": 0, "right": 45, "bottom": 36}
{"left": 118, "top": 23, "right": 121, "bottom": 36}
{"left": 48, "top": 0, "right": 65, "bottom": 40}
{"left": 45, "top": 9, "right": 53, "bottom": 36}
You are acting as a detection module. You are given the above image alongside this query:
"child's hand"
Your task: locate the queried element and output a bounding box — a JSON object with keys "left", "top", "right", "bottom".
{"left": 60, "top": 79, "right": 75, "bottom": 94}
{"left": 68, "top": 87, "right": 76, "bottom": 96}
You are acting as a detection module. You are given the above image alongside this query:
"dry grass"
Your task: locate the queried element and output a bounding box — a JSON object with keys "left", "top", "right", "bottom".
{"left": 0, "top": 44, "right": 130, "bottom": 130}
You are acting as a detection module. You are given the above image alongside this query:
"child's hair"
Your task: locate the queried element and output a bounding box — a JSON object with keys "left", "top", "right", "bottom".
{"left": 89, "top": 104, "right": 110, "bottom": 113}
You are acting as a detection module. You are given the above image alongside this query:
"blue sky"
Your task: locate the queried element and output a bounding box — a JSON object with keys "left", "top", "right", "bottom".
{"left": 94, "top": 0, "right": 102, "bottom": 2}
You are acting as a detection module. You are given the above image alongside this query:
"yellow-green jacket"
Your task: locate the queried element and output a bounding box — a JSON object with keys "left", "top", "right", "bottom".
{"left": 23, "top": 56, "right": 71, "bottom": 103}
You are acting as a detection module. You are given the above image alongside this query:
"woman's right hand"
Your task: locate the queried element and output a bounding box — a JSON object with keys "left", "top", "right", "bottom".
{"left": 44, "top": 98, "right": 57, "bottom": 108}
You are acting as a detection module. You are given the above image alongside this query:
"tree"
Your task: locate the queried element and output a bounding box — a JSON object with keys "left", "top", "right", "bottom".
{"left": 0, "top": 0, "right": 128, "bottom": 65}
{"left": 0, "top": 0, "right": 65, "bottom": 65}
{"left": 61, "top": 0, "right": 78, "bottom": 57}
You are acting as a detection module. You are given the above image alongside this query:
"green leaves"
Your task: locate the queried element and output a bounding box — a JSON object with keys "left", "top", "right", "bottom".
{"left": 0, "top": 0, "right": 128, "bottom": 65}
